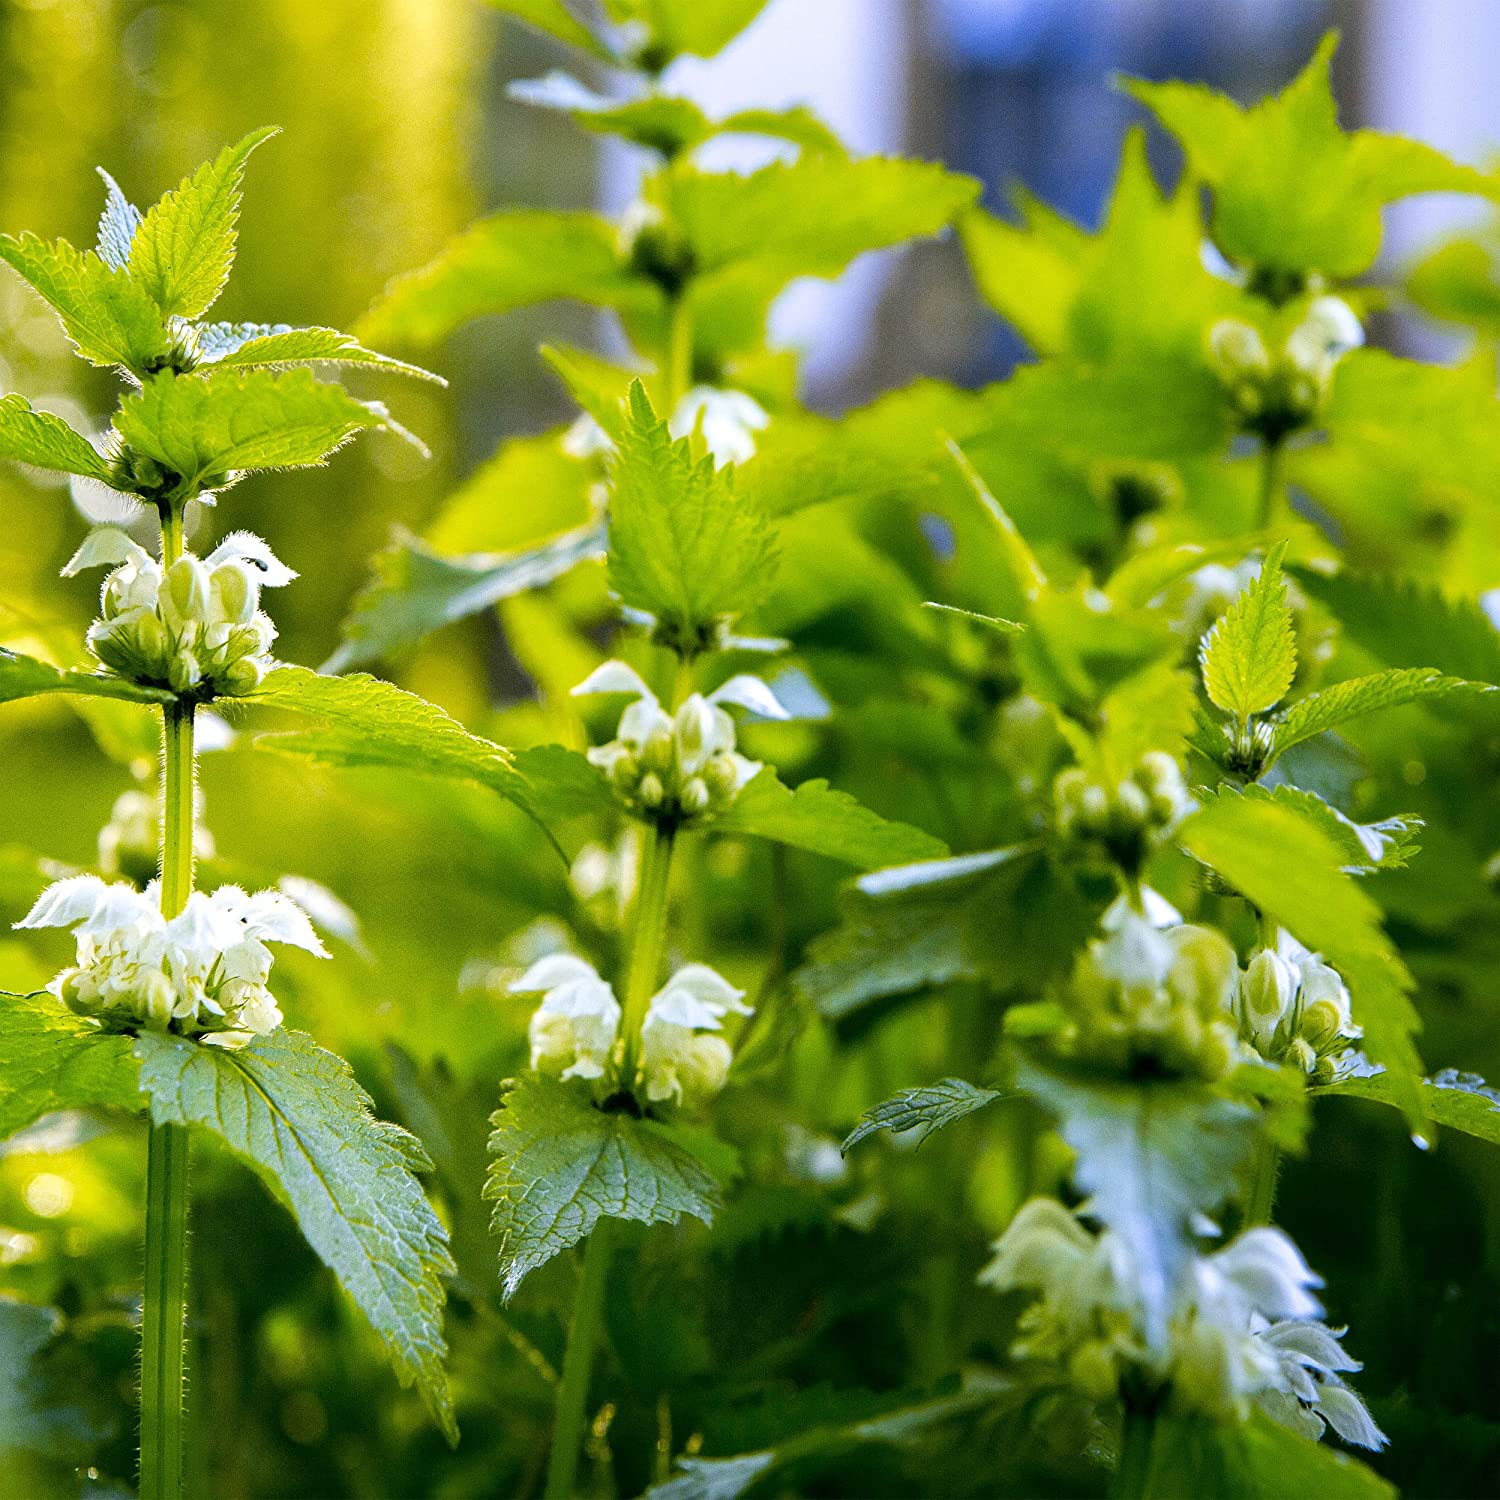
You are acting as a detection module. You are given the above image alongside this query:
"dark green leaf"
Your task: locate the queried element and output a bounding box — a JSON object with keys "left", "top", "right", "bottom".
{"left": 1318, "top": 1066, "right": 1500, "bottom": 1146}
{"left": 842, "top": 1078, "right": 1004, "bottom": 1154}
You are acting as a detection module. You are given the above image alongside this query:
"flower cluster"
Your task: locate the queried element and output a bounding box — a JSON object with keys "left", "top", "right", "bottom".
{"left": 573, "top": 661, "right": 788, "bottom": 825}
{"left": 1207, "top": 296, "right": 1363, "bottom": 440}
{"left": 1234, "top": 931, "right": 1360, "bottom": 1081}
{"left": 1034, "top": 901, "right": 1244, "bottom": 1081}
{"left": 1053, "top": 752, "right": 1194, "bottom": 875}
{"left": 18, "top": 874, "right": 326, "bottom": 1045}
{"left": 510, "top": 952, "right": 750, "bottom": 1108}
{"left": 66, "top": 526, "right": 293, "bottom": 696}
{"left": 981, "top": 1197, "right": 1384, "bottom": 1449}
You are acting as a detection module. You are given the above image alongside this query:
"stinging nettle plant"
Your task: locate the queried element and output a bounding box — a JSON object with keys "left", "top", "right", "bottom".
{"left": 6, "top": 9, "right": 1500, "bottom": 1500}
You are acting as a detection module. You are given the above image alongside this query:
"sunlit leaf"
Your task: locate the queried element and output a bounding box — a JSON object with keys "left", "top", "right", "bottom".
{"left": 0, "top": 396, "right": 112, "bottom": 482}
{"left": 1199, "top": 541, "right": 1296, "bottom": 719}
{"left": 0, "top": 649, "right": 174, "bottom": 707}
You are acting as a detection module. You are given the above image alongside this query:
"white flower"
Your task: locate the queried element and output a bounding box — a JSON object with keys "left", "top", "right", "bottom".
{"left": 572, "top": 660, "right": 787, "bottom": 822}
{"left": 1284, "top": 296, "right": 1364, "bottom": 376}
{"left": 1255, "top": 1322, "right": 1386, "bottom": 1450}
{"left": 669, "top": 387, "right": 769, "bottom": 467}
{"left": 511, "top": 953, "right": 621, "bottom": 1083}
{"left": 1232, "top": 929, "right": 1359, "bottom": 1078}
{"left": 639, "top": 962, "right": 751, "bottom": 1107}
{"left": 17, "top": 874, "right": 325, "bottom": 1041}
{"left": 65, "top": 526, "right": 293, "bottom": 696}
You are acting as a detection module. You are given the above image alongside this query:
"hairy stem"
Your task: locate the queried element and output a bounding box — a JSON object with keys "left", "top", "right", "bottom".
{"left": 543, "top": 1217, "right": 616, "bottom": 1500}
{"left": 1245, "top": 1137, "right": 1281, "bottom": 1226}
{"left": 666, "top": 293, "right": 694, "bottom": 412}
{"left": 142, "top": 502, "right": 196, "bottom": 1500}
{"left": 1255, "top": 435, "right": 1285, "bottom": 529}
{"left": 1111, "top": 1409, "right": 1158, "bottom": 1500}
{"left": 619, "top": 820, "right": 677, "bottom": 1081}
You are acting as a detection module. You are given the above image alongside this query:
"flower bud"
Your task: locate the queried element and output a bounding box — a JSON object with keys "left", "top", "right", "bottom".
{"left": 680, "top": 776, "right": 710, "bottom": 815}
{"left": 1300, "top": 997, "right": 1343, "bottom": 1052}
{"left": 1115, "top": 778, "right": 1151, "bottom": 824}
{"left": 220, "top": 656, "right": 264, "bottom": 695}
{"left": 1241, "top": 949, "right": 1296, "bottom": 1051}
{"left": 608, "top": 750, "right": 641, "bottom": 790}
{"left": 642, "top": 727, "right": 675, "bottom": 774}
{"left": 1209, "top": 319, "right": 1270, "bottom": 379}
{"left": 673, "top": 696, "right": 717, "bottom": 776}
{"left": 169, "top": 647, "right": 202, "bottom": 694}
{"left": 702, "top": 754, "right": 740, "bottom": 800}
{"left": 638, "top": 771, "right": 665, "bottom": 809}
{"left": 142, "top": 970, "right": 176, "bottom": 1030}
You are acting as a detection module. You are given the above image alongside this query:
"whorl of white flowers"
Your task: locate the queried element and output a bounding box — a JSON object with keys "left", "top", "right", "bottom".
{"left": 573, "top": 661, "right": 788, "bottom": 824}
{"left": 1053, "top": 751, "right": 1195, "bottom": 874}
{"left": 1207, "top": 296, "right": 1363, "bottom": 437}
{"left": 510, "top": 952, "right": 750, "bottom": 1108}
{"left": 18, "top": 874, "right": 326, "bottom": 1045}
{"left": 66, "top": 526, "right": 293, "bottom": 696}
{"left": 981, "top": 1197, "right": 1384, "bottom": 1450}
{"left": 1234, "top": 930, "right": 1360, "bottom": 1082}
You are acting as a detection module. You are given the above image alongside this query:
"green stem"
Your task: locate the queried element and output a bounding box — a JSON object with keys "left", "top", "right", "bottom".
{"left": 619, "top": 821, "right": 677, "bottom": 1082}
{"left": 544, "top": 1218, "right": 615, "bottom": 1500}
{"left": 1111, "top": 1409, "right": 1158, "bottom": 1500}
{"left": 665, "top": 293, "right": 693, "bottom": 412}
{"left": 1255, "top": 435, "right": 1284, "bottom": 529}
{"left": 1245, "top": 1137, "right": 1280, "bottom": 1226}
{"left": 142, "top": 501, "right": 196, "bottom": 1500}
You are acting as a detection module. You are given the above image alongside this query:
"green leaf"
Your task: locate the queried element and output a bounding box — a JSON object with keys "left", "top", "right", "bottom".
{"left": 325, "top": 525, "right": 605, "bottom": 671}
{"left": 483, "top": 0, "right": 613, "bottom": 61}
{"left": 1272, "top": 667, "right": 1494, "bottom": 759}
{"left": 623, "top": 0, "right": 772, "bottom": 60}
{"left": 667, "top": 154, "right": 979, "bottom": 290}
{"left": 1148, "top": 1410, "right": 1395, "bottom": 1500}
{"left": 607, "top": 382, "right": 778, "bottom": 637}
{"left": 197, "top": 323, "right": 444, "bottom": 383}
{"left": 1318, "top": 1066, "right": 1500, "bottom": 1147}
{"left": 0, "top": 992, "right": 142, "bottom": 1141}
{"left": 358, "top": 209, "right": 657, "bottom": 348}
{"left": 540, "top": 342, "right": 636, "bottom": 441}
{"left": 0, "top": 232, "right": 169, "bottom": 371}
{"left": 841, "top": 1078, "right": 1003, "bottom": 1154}
{"left": 511, "top": 74, "right": 715, "bottom": 157}
{"left": 713, "top": 768, "right": 947, "bottom": 870}
{"left": 245, "top": 665, "right": 531, "bottom": 813}
{"left": 921, "top": 602, "right": 1024, "bottom": 636}
{"left": 133, "top": 1028, "right": 456, "bottom": 1440}
{"left": 1019, "top": 1059, "right": 1257, "bottom": 1349}
{"left": 1178, "top": 787, "right": 1424, "bottom": 1123}
{"left": 128, "top": 127, "right": 277, "bottom": 318}
{"left": 114, "top": 368, "right": 387, "bottom": 493}
{"left": 1248, "top": 784, "right": 1421, "bottom": 874}
{"left": 484, "top": 1074, "right": 720, "bottom": 1299}
{"left": 0, "top": 396, "right": 112, "bottom": 482}
{"left": 1125, "top": 33, "right": 1500, "bottom": 278}
{"left": 1199, "top": 541, "right": 1296, "bottom": 719}
{"left": 0, "top": 649, "right": 175, "bottom": 707}
{"left": 94, "top": 168, "right": 141, "bottom": 271}
{"left": 944, "top": 439, "right": 1047, "bottom": 603}
{"left": 1406, "top": 237, "right": 1500, "bottom": 335}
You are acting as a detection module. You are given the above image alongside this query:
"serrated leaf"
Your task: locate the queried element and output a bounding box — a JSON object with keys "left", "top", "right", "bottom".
{"left": 0, "top": 649, "right": 175, "bottom": 707}
{"left": 1199, "top": 541, "right": 1296, "bottom": 719}
{"left": 358, "top": 209, "right": 657, "bottom": 348}
{"left": 511, "top": 74, "right": 714, "bottom": 156}
{"left": 196, "top": 323, "right": 443, "bottom": 383}
{"left": 1317, "top": 1066, "right": 1500, "bottom": 1146}
{"left": 133, "top": 1028, "right": 455, "bottom": 1439}
{"left": 1149, "top": 1410, "right": 1395, "bottom": 1500}
{"left": 607, "top": 382, "right": 778, "bottom": 637}
{"left": 1019, "top": 1058, "right": 1258, "bottom": 1349}
{"left": 1272, "top": 667, "right": 1494, "bottom": 759}
{"left": 246, "top": 665, "right": 530, "bottom": 813}
{"left": 128, "top": 127, "right": 277, "bottom": 319}
{"left": 1178, "top": 787, "right": 1424, "bottom": 1124}
{"left": 666, "top": 154, "right": 978, "bottom": 301}
{"left": 0, "top": 992, "right": 142, "bottom": 1141}
{"left": 114, "top": 367, "right": 387, "bottom": 493}
{"left": 1248, "top": 784, "right": 1421, "bottom": 873}
{"left": 325, "top": 525, "right": 605, "bottom": 671}
{"left": 540, "top": 342, "right": 636, "bottom": 441}
{"left": 922, "top": 602, "right": 1024, "bottom": 635}
{"left": 1126, "top": 33, "right": 1500, "bottom": 279}
{"left": 94, "top": 168, "right": 141, "bottom": 271}
{"left": 0, "top": 396, "right": 112, "bottom": 482}
{"left": 0, "top": 232, "right": 169, "bottom": 371}
{"left": 713, "top": 768, "right": 946, "bottom": 870}
{"left": 484, "top": 1074, "right": 719, "bottom": 1299}
{"left": 842, "top": 1078, "right": 1003, "bottom": 1154}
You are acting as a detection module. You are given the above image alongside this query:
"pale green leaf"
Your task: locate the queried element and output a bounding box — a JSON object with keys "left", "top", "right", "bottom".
{"left": 358, "top": 209, "right": 658, "bottom": 348}
{"left": 484, "top": 1074, "right": 719, "bottom": 1299}
{"left": 960, "top": 203, "right": 1080, "bottom": 357}
{"left": 484, "top": 0, "right": 613, "bottom": 61}
{"left": 1249, "top": 784, "right": 1421, "bottom": 873}
{"left": 0, "top": 649, "right": 174, "bottom": 707}
{"left": 841, "top": 1078, "right": 1003, "bottom": 1154}
{"left": 1318, "top": 1066, "right": 1500, "bottom": 1146}
{"left": 1178, "top": 788, "right": 1424, "bottom": 1123}
{"left": 1199, "top": 541, "right": 1296, "bottom": 718}
{"left": 114, "top": 367, "right": 387, "bottom": 493}
{"left": 921, "top": 602, "right": 1024, "bottom": 636}
{"left": 1406, "top": 236, "right": 1500, "bottom": 335}
{"left": 133, "top": 1028, "right": 456, "bottom": 1439}
{"left": 0, "top": 992, "right": 142, "bottom": 1141}
{"left": 1272, "top": 667, "right": 1494, "bottom": 759}
{"left": 540, "top": 342, "right": 637, "bottom": 440}
{"left": 245, "top": 664, "right": 530, "bottom": 812}
{"left": 129, "top": 127, "right": 278, "bottom": 318}
{"left": 628, "top": 0, "right": 772, "bottom": 59}
{"left": 325, "top": 525, "right": 605, "bottom": 671}
{"left": 0, "top": 232, "right": 169, "bottom": 371}
{"left": 94, "top": 168, "right": 141, "bottom": 271}
{"left": 1019, "top": 1059, "right": 1258, "bottom": 1349}
{"left": 713, "top": 768, "right": 947, "bottom": 870}
{"left": 510, "top": 74, "right": 714, "bottom": 156}
{"left": 945, "top": 439, "right": 1047, "bottom": 602}
{"left": 0, "top": 396, "right": 112, "bottom": 482}
{"left": 197, "top": 323, "right": 444, "bottom": 383}
{"left": 607, "top": 381, "right": 777, "bottom": 639}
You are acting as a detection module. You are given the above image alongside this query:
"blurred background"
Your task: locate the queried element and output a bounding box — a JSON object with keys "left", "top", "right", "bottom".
{"left": 1, "top": 2, "right": 1498, "bottom": 1496}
